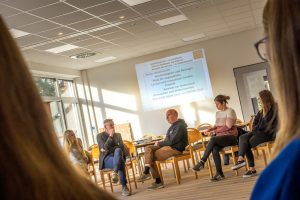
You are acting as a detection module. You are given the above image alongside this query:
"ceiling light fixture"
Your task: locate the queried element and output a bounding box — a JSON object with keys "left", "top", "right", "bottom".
{"left": 121, "top": 0, "right": 152, "bottom": 6}
{"left": 156, "top": 15, "right": 188, "bottom": 26}
{"left": 70, "top": 52, "right": 97, "bottom": 59}
{"left": 45, "top": 44, "right": 79, "bottom": 54}
{"left": 94, "top": 56, "right": 116, "bottom": 63}
{"left": 182, "top": 33, "right": 206, "bottom": 42}
{"left": 9, "top": 29, "right": 30, "bottom": 38}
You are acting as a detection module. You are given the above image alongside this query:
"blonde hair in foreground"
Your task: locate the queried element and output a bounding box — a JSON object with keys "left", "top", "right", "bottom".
{"left": 263, "top": 1, "right": 300, "bottom": 157}
{"left": 0, "top": 16, "right": 114, "bottom": 200}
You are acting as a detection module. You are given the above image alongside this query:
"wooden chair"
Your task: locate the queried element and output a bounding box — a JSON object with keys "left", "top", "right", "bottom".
{"left": 220, "top": 145, "right": 243, "bottom": 176}
{"left": 252, "top": 141, "right": 274, "bottom": 166}
{"left": 88, "top": 145, "right": 114, "bottom": 192}
{"left": 123, "top": 140, "right": 139, "bottom": 189}
{"left": 155, "top": 141, "right": 191, "bottom": 184}
{"left": 86, "top": 151, "right": 97, "bottom": 183}
{"left": 196, "top": 123, "right": 213, "bottom": 132}
{"left": 98, "top": 144, "right": 136, "bottom": 193}
{"left": 187, "top": 128, "right": 213, "bottom": 179}
{"left": 89, "top": 144, "right": 100, "bottom": 163}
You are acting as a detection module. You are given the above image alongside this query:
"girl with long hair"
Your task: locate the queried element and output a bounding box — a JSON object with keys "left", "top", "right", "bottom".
{"left": 231, "top": 90, "right": 278, "bottom": 177}
{"left": 63, "top": 130, "right": 89, "bottom": 172}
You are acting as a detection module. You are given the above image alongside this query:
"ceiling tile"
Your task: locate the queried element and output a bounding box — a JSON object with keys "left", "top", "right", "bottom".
{"left": 88, "top": 26, "right": 122, "bottom": 36}
{"left": 3, "top": 0, "right": 59, "bottom": 11}
{"left": 84, "top": 1, "right": 128, "bottom": 16}
{"left": 162, "top": 20, "right": 194, "bottom": 32}
{"left": 215, "top": 0, "right": 248, "bottom": 10}
{"left": 16, "top": 35, "right": 49, "bottom": 47}
{"left": 65, "top": 0, "right": 110, "bottom": 9}
{"left": 20, "top": 20, "right": 60, "bottom": 33}
{"left": 85, "top": 42, "right": 116, "bottom": 51}
{"left": 50, "top": 11, "right": 93, "bottom": 25}
{"left": 73, "top": 38, "right": 106, "bottom": 47}
{"left": 230, "top": 23, "right": 256, "bottom": 32}
{"left": 250, "top": 0, "right": 267, "bottom": 10}
{"left": 99, "top": 31, "right": 134, "bottom": 41}
{"left": 34, "top": 41, "right": 66, "bottom": 50}
{"left": 225, "top": 12, "right": 252, "bottom": 22}
{"left": 113, "top": 37, "right": 145, "bottom": 46}
{"left": 5, "top": 13, "right": 42, "bottom": 28}
{"left": 99, "top": 9, "right": 140, "bottom": 23}
{"left": 148, "top": 10, "right": 181, "bottom": 22}
{"left": 221, "top": 5, "right": 250, "bottom": 17}
{"left": 132, "top": 0, "right": 174, "bottom": 15}
{"left": 60, "top": 34, "right": 94, "bottom": 44}
{"left": 227, "top": 17, "right": 254, "bottom": 26}
{"left": 59, "top": 48, "right": 90, "bottom": 56}
{"left": 68, "top": 18, "right": 107, "bottom": 31}
{"left": 0, "top": 4, "right": 21, "bottom": 17}
{"left": 29, "top": 3, "right": 76, "bottom": 19}
{"left": 118, "top": 19, "right": 159, "bottom": 33}
{"left": 38, "top": 27, "right": 78, "bottom": 38}
{"left": 169, "top": 0, "right": 203, "bottom": 6}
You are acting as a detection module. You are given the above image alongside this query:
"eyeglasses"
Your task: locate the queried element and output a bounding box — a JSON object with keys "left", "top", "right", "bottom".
{"left": 254, "top": 36, "right": 268, "bottom": 61}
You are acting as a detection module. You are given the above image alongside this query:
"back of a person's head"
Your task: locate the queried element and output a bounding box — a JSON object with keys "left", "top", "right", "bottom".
{"left": 0, "top": 16, "right": 113, "bottom": 200}
{"left": 214, "top": 95, "right": 230, "bottom": 104}
{"left": 263, "top": 1, "right": 300, "bottom": 156}
{"left": 166, "top": 109, "right": 178, "bottom": 117}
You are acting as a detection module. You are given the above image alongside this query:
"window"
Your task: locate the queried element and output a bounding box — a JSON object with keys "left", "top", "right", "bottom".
{"left": 34, "top": 76, "right": 85, "bottom": 146}
{"left": 34, "top": 77, "right": 57, "bottom": 97}
{"left": 58, "top": 79, "right": 75, "bottom": 97}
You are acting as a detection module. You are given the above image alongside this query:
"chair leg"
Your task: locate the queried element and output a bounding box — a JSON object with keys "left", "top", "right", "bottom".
{"left": 172, "top": 163, "right": 176, "bottom": 178}
{"left": 137, "top": 158, "right": 143, "bottom": 176}
{"left": 244, "top": 157, "right": 249, "bottom": 171}
{"left": 194, "top": 151, "right": 199, "bottom": 163}
{"left": 183, "top": 159, "right": 187, "bottom": 173}
{"left": 190, "top": 152, "right": 198, "bottom": 179}
{"left": 174, "top": 161, "right": 181, "bottom": 184}
{"left": 107, "top": 173, "right": 113, "bottom": 192}
{"left": 156, "top": 161, "right": 164, "bottom": 185}
{"left": 231, "top": 151, "right": 238, "bottom": 176}
{"left": 186, "top": 159, "right": 190, "bottom": 169}
{"left": 262, "top": 150, "right": 267, "bottom": 166}
{"left": 100, "top": 171, "right": 106, "bottom": 190}
{"left": 131, "top": 164, "right": 138, "bottom": 189}
{"left": 125, "top": 166, "right": 132, "bottom": 193}
{"left": 207, "top": 156, "right": 213, "bottom": 178}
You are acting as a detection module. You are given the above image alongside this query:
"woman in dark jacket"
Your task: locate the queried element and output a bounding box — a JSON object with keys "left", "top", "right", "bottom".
{"left": 231, "top": 90, "right": 278, "bottom": 177}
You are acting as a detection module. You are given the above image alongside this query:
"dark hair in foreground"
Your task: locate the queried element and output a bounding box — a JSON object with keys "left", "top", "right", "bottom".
{"left": 263, "top": 0, "right": 300, "bottom": 157}
{"left": 0, "top": 16, "right": 114, "bottom": 200}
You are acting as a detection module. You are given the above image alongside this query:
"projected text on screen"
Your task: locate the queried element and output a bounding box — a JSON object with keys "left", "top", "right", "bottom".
{"left": 135, "top": 49, "right": 213, "bottom": 111}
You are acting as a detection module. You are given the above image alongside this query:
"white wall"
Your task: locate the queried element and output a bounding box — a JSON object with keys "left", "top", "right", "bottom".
{"left": 86, "top": 28, "right": 264, "bottom": 139}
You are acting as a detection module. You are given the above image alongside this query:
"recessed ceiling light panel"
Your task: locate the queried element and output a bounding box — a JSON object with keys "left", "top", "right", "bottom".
{"left": 156, "top": 15, "right": 188, "bottom": 26}
{"left": 45, "top": 44, "right": 79, "bottom": 54}
{"left": 9, "top": 29, "right": 30, "bottom": 38}
{"left": 94, "top": 56, "right": 116, "bottom": 63}
{"left": 121, "top": 0, "right": 152, "bottom": 6}
{"left": 182, "top": 33, "right": 206, "bottom": 42}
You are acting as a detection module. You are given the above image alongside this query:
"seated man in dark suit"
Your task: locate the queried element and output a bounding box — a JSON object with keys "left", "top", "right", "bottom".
{"left": 137, "top": 109, "right": 188, "bottom": 190}
{"left": 97, "top": 119, "right": 130, "bottom": 196}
